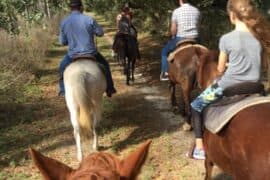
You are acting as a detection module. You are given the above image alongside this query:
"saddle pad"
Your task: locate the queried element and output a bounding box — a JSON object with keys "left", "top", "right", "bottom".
{"left": 167, "top": 44, "right": 207, "bottom": 62}
{"left": 204, "top": 95, "right": 270, "bottom": 134}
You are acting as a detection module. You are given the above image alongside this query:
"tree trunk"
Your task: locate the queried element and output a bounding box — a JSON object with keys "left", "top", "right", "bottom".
{"left": 44, "top": 0, "right": 51, "bottom": 19}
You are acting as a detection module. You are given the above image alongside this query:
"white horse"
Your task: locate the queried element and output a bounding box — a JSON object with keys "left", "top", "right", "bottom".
{"left": 64, "top": 59, "right": 106, "bottom": 161}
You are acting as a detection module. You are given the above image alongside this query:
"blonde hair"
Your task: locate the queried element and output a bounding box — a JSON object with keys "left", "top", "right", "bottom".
{"left": 227, "top": 0, "right": 270, "bottom": 53}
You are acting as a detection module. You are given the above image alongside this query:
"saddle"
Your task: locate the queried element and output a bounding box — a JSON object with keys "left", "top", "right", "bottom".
{"left": 72, "top": 54, "right": 96, "bottom": 62}
{"left": 176, "top": 38, "right": 196, "bottom": 47}
{"left": 70, "top": 54, "right": 107, "bottom": 76}
{"left": 168, "top": 39, "right": 207, "bottom": 62}
{"left": 203, "top": 82, "right": 268, "bottom": 134}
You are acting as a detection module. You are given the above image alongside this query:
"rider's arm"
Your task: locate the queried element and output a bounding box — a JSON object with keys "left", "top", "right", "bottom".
{"left": 170, "top": 21, "right": 177, "bottom": 38}
{"left": 170, "top": 9, "right": 178, "bottom": 38}
{"left": 217, "top": 51, "right": 228, "bottom": 75}
{"left": 92, "top": 19, "right": 104, "bottom": 37}
{"left": 59, "top": 22, "right": 68, "bottom": 45}
{"left": 116, "top": 14, "right": 122, "bottom": 28}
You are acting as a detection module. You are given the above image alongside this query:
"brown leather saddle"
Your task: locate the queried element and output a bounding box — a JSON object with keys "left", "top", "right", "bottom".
{"left": 176, "top": 38, "right": 197, "bottom": 48}
{"left": 72, "top": 54, "right": 96, "bottom": 62}
{"left": 70, "top": 54, "right": 106, "bottom": 75}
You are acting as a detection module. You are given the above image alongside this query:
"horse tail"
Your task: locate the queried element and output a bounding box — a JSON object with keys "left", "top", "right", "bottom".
{"left": 73, "top": 74, "right": 94, "bottom": 141}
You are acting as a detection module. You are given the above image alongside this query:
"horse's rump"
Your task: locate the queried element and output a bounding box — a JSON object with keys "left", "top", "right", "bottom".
{"left": 204, "top": 95, "right": 270, "bottom": 133}
{"left": 204, "top": 102, "right": 270, "bottom": 179}
{"left": 64, "top": 60, "right": 106, "bottom": 139}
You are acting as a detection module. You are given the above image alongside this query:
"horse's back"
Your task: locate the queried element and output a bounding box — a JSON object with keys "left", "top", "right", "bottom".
{"left": 64, "top": 59, "right": 106, "bottom": 109}
{"left": 205, "top": 102, "right": 270, "bottom": 179}
{"left": 64, "top": 60, "right": 106, "bottom": 89}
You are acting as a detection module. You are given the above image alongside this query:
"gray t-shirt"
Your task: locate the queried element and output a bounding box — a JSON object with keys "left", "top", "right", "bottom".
{"left": 217, "top": 30, "right": 262, "bottom": 89}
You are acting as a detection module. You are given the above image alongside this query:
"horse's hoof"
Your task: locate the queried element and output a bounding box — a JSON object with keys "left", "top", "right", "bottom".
{"left": 182, "top": 122, "right": 192, "bottom": 131}
{"left": 172, "top": 106, "right": 179, "bottom": 114}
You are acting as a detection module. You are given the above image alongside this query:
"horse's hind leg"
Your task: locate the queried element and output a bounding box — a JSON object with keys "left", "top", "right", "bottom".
{"left": 92, "top": 113, "right": 98, "bottom": 151}
{"left": 65, "top": 92, "right": 83, "bottom": 161}
{"left": 170, "top": 82, "right": 178, "bottom": 113}
{"left": 126, "top": 58, "right": 131, "bottom": 85}
{"left": 204, "top": 156, "right": 214, "bottom": 180}
{"left": 131, "top": 59, "right": 135, "bottom": 82}
{"left": 181, "top": 79, "right": 192, "bottom": 131}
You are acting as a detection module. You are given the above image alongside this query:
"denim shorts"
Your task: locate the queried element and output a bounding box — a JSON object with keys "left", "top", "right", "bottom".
{"left": 191, "top": 83, "right": 224, "bottom": 113}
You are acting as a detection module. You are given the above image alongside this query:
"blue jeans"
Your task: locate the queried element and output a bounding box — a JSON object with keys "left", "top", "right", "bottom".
{"left": 191, "top": 83, "right": 223, "bottom": 138}
{"left": 161, "top": 36, "right": 182, "bottom": 73}
{"left": 59, "top": 53, "right": 115, "bottom": 94}
{"left": 59, "top": 54, "right": 72, "bottom": 94}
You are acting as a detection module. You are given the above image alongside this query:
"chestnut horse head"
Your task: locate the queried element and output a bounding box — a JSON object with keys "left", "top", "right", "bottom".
{"left": 29, "top": 140, "right": 151, "bottom": 180}
{"left": 197, "top": 50, "right": 270, "bottom": 180}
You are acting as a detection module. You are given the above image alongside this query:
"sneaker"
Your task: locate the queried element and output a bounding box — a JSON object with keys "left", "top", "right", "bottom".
{"left": 58, "top": 91, "right": 65, "bottom": 97}
{"left": 160, "top": 72, "right": 169, "bottom": 81}
{"left": 192, "top": 148, "right": 206, "bottom": 160}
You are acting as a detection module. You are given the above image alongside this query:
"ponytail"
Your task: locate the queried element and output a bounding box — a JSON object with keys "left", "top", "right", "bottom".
{"left": 227, "top": 0, "right": 270, "bottom": 53}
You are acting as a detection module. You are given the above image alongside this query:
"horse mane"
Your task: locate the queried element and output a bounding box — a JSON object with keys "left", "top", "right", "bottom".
{"left": 70, "top": 152, "right": 121, "bottom": 179}
{"left": 195, "top": 48, "right": 219, "bottom": 89}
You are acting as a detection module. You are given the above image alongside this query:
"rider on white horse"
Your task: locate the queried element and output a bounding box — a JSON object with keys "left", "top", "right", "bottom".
{"left": 58, "top": 0, "right": 116, "bottom": 97}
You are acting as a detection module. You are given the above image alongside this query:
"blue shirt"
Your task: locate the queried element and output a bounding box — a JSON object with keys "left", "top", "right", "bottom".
{"left": 59, "top": 11, "right": 104, "bottom": 57}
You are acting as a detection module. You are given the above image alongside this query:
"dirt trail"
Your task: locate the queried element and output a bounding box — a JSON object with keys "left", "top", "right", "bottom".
{"left": 98, "top": 27, "right": 209, "bottom": 179}
{"left": 99, "top": 20, "right": 230, "bottom": 179}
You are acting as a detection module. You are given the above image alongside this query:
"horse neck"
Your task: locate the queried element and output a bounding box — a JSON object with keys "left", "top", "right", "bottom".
{"left": 199, "top": 51, "right": 219, "bottom": 89}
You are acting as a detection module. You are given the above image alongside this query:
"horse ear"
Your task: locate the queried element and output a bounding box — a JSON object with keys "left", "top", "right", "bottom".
{"left": 29, "top": 148, "right": 73, "bottom": 180}
{"left": 119, "top": 140, "right": 151, "bottom": 179}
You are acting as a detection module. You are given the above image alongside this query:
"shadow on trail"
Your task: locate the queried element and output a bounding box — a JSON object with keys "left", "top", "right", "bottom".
{"left": 99, "top": 88, "right": 183, "bottom": 151}
{"left": 0, "top": 121, "right": 72, "bottom": 168}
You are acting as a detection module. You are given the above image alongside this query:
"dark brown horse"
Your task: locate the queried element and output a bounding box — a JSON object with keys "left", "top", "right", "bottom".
{"left": 113, "top": 16, "right": 137, "bottom": 85}
{"left": 196, "top": 49, "right": 270, "bottom": 180}
{"left": 29, "top": 140, "right": 151, "bottom": 180}
{"left": 168, "top": 40, "right": 209, "bottom": 127}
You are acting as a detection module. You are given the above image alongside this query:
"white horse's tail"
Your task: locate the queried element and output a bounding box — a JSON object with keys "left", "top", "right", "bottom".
{"left": 65, "top": 60, "right": 106, "bottom": 158}
{"left": 73, "top": 74, "right": 94, "bottom": 140}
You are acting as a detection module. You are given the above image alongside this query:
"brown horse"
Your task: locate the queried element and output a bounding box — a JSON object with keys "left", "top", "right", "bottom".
{"left": 196, "top": 48, "right": 270, "bottom": 180}
{"left": 29, "top": 140, "right": 151, "bottom": 180}
{"left": 113, "top": 16, "right": 137, "bottom": 85}
{"left": 168, "top": 40, "right": 209, "bottom": 126}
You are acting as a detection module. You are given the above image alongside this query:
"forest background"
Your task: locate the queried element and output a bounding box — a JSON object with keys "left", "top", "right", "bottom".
{"left": 0, "top": 0, "right": 269, "bottom": 103}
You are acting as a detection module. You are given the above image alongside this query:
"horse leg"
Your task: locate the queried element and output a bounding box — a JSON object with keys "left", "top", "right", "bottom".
{"left": 126, "top": 58, "right": 131, "bottom": 85}
{"left": 204, "top": 156, "right": 214, "bottom": 180}
{"left": 65, "top": 93, "right": 83, "bottom": 161}
{"left": 92, "top": 114, "right": 98, "bottom": 151}
{"left": 123, "top": 58, "right": 127, "bottom": 75}
{"left": 181, "top": 79, "right": 192, "bottom": 131}
{"left": 131, "top": 59, "right": 135, "bottom": 82}
{"left": 170, "top": 82, "right": 178, "bottom": 113}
